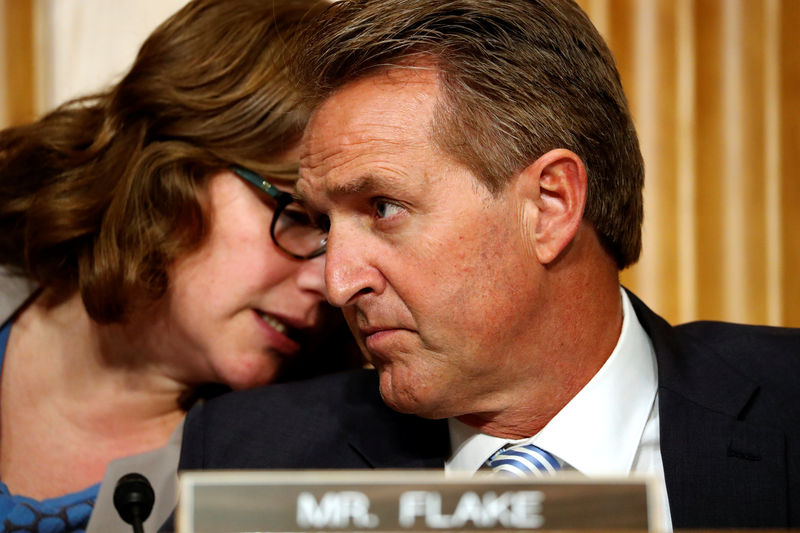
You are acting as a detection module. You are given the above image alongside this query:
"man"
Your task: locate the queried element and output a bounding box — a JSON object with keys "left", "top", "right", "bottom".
{"left": 174, "top": 0, "right": 800, "bottom": 529}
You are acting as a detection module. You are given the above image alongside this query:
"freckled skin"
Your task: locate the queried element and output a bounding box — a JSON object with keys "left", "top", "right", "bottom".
{"left": 299, "top": 65, "right": 621, "bottom": 438}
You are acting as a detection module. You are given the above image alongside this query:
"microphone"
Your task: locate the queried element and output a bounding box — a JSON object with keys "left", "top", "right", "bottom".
{"left": 113, "top": 473, "right": 155, "bottom": 533}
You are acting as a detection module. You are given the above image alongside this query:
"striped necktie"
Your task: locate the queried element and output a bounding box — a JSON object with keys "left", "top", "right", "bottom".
{"left": 485, "top": 442, "right": 562, "bottom": 477}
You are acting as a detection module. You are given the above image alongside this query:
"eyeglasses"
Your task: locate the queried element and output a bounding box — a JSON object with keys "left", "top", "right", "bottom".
{"left": 231, "top": 166, "right": 327, "bottom": 259}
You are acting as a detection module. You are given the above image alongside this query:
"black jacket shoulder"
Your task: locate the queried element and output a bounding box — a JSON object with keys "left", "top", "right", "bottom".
{"left": 179, "top": 369, "right": 449, "bottom": 471}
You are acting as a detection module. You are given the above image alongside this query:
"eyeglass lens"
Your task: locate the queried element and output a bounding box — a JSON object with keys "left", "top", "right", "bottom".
{"left": 272, "top": 203, "right": 327, "bottom": 259}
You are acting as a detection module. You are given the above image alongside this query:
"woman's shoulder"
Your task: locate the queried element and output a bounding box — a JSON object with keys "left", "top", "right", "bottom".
{"left": 0, "top": 269, "right": 36, "bottom": 326}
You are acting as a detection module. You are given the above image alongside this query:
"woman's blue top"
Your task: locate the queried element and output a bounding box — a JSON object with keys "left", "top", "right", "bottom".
{"left": 0, "top": 320, "right": 100, "bottom": 532}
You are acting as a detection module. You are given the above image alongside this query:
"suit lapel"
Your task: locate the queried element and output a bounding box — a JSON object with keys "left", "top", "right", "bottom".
{"left": 347, "top": 416, "right": 450, "bottom": 469}
{"left": 342, "top": 370, "right": 451, "bottom": 469}
{"left": 628, "top": 291, "right": 789, "bottom": 528}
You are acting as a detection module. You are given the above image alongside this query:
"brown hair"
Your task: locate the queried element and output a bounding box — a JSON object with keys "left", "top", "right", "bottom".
{"left": 0, "top": 0, "right": 327, "bottom": 322}
{"left": 293, "top": 0, "right": 644, "bottom": 268}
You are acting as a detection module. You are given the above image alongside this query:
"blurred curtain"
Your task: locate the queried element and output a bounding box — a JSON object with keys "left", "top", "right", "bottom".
{"left": 1, "top": 0, "right": 36, "bottom": 127}
{"left": 3, "top": 0, "right": 799, "bottom": 326}
{"left": 0, "top": 0, "right": 189, "bottom": 128}
{"left": 579, "top": 0, "right": 799, "bottom": 327}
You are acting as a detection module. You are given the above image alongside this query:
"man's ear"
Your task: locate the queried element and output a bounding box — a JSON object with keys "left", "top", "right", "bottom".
{"left": 514, "top": 148, "right": 587, "bottom": 265}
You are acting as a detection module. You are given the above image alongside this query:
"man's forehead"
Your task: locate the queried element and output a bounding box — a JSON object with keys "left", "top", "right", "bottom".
{"left": 297, "top": 66, "right": 441, "bottom": 201}
{"left": 303, "top": 68, "right": 439, "bottom": 145}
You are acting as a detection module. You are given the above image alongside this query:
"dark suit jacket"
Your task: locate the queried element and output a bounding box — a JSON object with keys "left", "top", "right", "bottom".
{"left": 177, "top": 292, "right": 800, "bottom": 529}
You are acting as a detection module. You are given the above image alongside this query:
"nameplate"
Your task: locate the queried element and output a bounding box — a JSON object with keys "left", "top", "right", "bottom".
{"left": 177, "top": 470, "right": 660, "bottom": 532}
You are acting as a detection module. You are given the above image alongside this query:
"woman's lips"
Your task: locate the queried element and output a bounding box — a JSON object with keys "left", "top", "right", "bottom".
{"left": 258, "top": 311, "right": 289, "bottom": 335}
{"left": 254, "top": 309, "right": 301, "bottom": 355}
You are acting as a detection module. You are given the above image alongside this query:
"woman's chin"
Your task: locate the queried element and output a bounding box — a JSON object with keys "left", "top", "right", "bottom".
{"left": 220, "top": 357, "right": 283, "bottom": 391}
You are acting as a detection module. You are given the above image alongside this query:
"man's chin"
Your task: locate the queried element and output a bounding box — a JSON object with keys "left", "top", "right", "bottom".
{"left": 376, "top": 369, "right": 451, "bottom": 419}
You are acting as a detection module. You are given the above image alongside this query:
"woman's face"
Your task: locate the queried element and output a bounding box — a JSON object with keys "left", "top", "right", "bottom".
{"left": 141, "top": 165, "right": 328, "bottom": 390}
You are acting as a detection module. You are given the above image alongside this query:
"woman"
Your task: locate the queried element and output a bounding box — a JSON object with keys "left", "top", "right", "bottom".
{"left": 0, "top": 0, "right": 350, "bottom": 531}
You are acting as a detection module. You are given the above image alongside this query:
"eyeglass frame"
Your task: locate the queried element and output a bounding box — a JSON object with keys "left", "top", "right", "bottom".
{"left": 230, "top": 165, "right": 327, "bottom": 260}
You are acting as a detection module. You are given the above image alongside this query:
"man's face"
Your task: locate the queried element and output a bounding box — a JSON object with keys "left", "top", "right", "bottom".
{"left": 299, "top": 67, "right": 549, "bottom": 420}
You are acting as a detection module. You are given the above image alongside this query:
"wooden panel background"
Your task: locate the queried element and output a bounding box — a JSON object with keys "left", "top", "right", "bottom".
{"left": 2, "top": 0, "right": 799, "bottom": 327}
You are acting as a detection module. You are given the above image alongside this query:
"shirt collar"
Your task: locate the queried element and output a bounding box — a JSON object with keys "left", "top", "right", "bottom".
{"left": 445, "top": 288, "right": 658, "bottom": 476}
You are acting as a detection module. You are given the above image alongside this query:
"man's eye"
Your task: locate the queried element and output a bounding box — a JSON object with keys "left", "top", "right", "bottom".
{"left": 375, "top": 200, "right": 404, "bottom": 219}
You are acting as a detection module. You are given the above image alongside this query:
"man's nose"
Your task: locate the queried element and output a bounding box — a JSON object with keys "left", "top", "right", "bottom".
{"left": 324, "top": 225, "right": 385, "bottom": 307}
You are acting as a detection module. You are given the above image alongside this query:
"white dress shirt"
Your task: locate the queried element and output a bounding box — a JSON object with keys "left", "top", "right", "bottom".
{"left": 444, "top": 288, "right": 672, "bottom": 532}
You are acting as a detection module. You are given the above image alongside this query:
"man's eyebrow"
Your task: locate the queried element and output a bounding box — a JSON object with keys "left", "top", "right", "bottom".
{"left": 296, "top": 174, "right": 389, "bottom": 205}
{"left": 330, "top": 175, "right": 385, "bottom": 197}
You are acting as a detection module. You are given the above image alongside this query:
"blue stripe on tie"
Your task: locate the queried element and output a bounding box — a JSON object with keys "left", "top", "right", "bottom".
{"left": 486, "top": 443, "right": 561, "bottom": 477}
